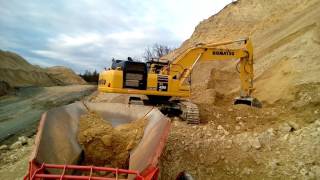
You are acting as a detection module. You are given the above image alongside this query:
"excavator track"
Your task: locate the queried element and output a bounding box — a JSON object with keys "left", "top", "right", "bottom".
{"left": 179, "top": 101, "right": 200, "bottom": 124}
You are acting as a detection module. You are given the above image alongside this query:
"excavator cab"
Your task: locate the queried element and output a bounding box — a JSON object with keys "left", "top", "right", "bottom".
{"left": 111, "top": 57, "right": 148, "bottom": 90}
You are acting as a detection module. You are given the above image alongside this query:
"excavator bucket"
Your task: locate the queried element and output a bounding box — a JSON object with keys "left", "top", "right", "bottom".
{"left": 25, "top": 101, "right": 171, "bottom": 180}
{"left": 234, "top": 97, "right": 262, "bottom": 108}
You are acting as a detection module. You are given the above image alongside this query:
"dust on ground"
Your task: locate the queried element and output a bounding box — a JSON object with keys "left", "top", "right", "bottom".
{"left": 0, "top": 85, "right": 96, "bottom": 179}
{"left": 77, "top": 111, "right": 147, "bottom": 169}
{"left": 159, "top": 99, "right": 320, "bottom": 179}
{"left": 0, "top": 85, "right": 96, "bottom": 144}
{"left": 0, "top": 136, "right": 34, "bottom": 180}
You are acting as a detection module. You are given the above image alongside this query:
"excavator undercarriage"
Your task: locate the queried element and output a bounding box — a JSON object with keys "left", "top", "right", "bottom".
{"left": 129, "top": 96, "right": 200, "bottom": 124}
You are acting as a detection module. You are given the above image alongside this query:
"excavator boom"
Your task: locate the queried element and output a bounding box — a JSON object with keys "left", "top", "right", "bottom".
{"left": 160, "top": 38, "right": 260, "bottom": 107}
{"left": 163, "top": 38, "right": 254, "bottom": 98}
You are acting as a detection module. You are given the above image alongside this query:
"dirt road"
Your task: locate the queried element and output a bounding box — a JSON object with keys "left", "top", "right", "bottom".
{"left": 0, "top": 85, "right": 95, "bottom": 143}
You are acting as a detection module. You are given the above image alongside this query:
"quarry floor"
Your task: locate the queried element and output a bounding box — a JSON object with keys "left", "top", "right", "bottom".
{"left": 0, "top": 85, "right": 96, "bottom": 143}
{"left": 0, "top": 91, "right": 319, "bottom": 179}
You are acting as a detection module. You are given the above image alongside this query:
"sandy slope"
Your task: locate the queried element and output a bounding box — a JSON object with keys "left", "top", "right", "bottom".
{"left": 166, "top": 0, "right": 320, "bottom": 105}
{"left": 46, "top": 66, "right": 87, "bottom": 85}
{"left": 159, "top": 0, "right": 320, "bottom": 179}
{"left": 0, "top": 50, "right": 56, "bottom": 87}
{"left": 0, "top": 50, "right": 87, "bottom": 88}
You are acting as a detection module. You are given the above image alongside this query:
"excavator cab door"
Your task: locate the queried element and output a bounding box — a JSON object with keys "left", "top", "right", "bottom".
{"left": 234, "top": 97, "right": 262, "bottom": 108}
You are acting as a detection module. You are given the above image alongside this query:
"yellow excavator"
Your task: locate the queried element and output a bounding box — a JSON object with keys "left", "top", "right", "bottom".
{"left": 98, "top": 38, "right": 261, "bottom": 124}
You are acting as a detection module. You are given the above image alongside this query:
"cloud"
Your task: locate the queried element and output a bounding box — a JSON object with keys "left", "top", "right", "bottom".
{"left": 49, "top": 33, "right": 103, "bottom": 48}
{"left": 0, "top": 0, "right": 233, "bottom": 73}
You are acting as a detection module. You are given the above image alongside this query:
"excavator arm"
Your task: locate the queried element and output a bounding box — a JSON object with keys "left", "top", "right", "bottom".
{"left": 161, "top": 38, "right": 260, "bottom": 107}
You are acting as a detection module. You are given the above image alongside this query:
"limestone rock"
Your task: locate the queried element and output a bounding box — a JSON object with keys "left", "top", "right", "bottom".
{"left": 10, "top": 141, "right": 22, "bottom": 149}
{"left": 249, "top": 137, "right": 261, "bottom": 150}
{"left": 0, "top": 144, "right": 8, "bottom": 150}
{"left": 288, "top": 121, "right": 300, "bottom": 131}
{"left": 278, "top": 123, "right": 292, "bottom": 133}
{"left": 241, "top": 167, "right": 253, "bottom": 175}
{"left": 225, "top": 139, "right": 233, "bottom": 149}
{"left": 258, "top": 128, "right": 275, "bottom": 149}
{"left": 310, "top": 166, "right": 320, "bottom": 177}
{"left": 18, "top": 136, "right": 28, "bottom": 145}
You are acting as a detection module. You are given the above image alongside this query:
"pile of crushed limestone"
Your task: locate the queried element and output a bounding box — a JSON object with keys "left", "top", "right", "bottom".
{"left": 77, "top": 111, "right": 147, "bottom": 169}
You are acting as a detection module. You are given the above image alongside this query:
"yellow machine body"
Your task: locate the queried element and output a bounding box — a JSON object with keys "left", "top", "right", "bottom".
{"left": 98, "top": 38, "right": 255, "bottom": 101}
{"left": 98, "top": 70, "right": 190, "bottom": 97}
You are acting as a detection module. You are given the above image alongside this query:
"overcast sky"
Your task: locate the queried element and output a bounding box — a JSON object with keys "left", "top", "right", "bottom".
{"left": 0, "top": 0, "right": 232, "bottom": 73}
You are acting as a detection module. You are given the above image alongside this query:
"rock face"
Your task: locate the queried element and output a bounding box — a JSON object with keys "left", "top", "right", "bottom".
{"left": 166, "top": 0, "right": 320, "bottom": 105}
{"left": 0, "top": 50, "right": 87, "bottom": 89}
{"left": 159, "top": 0, "right": 320, "bottom": 179}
